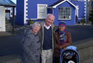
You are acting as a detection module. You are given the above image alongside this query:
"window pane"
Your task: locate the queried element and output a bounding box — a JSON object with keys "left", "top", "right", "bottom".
{"left": 38, "top": 4, "right": 47, "bottom": 18}
{"left": 58, "top": 7, "right": 71, "bottom": 20}
{"left": 39, "top": 13, "right": 45, "bottom": 18}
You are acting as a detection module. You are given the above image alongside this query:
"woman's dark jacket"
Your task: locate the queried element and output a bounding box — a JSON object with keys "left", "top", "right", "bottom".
{"left": 55, "top": 29, "right": 72, "bottom": 57}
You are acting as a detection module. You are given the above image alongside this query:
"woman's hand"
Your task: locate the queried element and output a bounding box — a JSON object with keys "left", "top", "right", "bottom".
{"left": 59, "top": 46, "right": 66, "bottom": 49}
{"left": 59, "top": 45, "right": 63, "bottom": 49}
{"left": 63, "top": 47, "right": 66, "bottom": 49}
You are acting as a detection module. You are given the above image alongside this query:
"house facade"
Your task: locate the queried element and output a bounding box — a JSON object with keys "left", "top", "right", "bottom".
{"left": 16, "top": 0, "right": 86, "bottom": 25}
{"left": 0, "top": 6, "right": 6, "bottom": 31}
{"left": 0, "top": 0, "right": 16, "bottom": 32}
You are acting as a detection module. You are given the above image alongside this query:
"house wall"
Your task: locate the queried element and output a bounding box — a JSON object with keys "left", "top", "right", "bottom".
{"left": 26, "top": 0, "right": 84, "bottom": 25}
{"left": 16, "top": 0, "right": 24, "bottom": 25}
{"left": 0, "top": 6, "right": 6, "bottom": 31}
{"left": 27, "top": 0, "right": 58, "bottom": 19}
{"left": 53, "top": 1, "right": 76, "bottom": 25}
{"left": 71, "top": 1, "right": 85, "bottom": 22}
{"left": 26, "top": 0, "right": 76, "bottom": 25}
{"left": 16, "top": 0, "right": 59, "bottom": 25}
{"left": 16, "top": 0, "right": 85, "bottom": 25}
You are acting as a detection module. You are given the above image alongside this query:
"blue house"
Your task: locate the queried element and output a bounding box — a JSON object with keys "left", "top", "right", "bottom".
{"left": 16, "top": 0, "right": 86, "bottom": 25}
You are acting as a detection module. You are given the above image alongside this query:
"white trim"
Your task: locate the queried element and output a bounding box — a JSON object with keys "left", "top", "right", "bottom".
{"left": 84, "top": 1, "right": 86, "bottom": 18}
{"left": 31, "top": 18, "right": 38, "bottom": 20}
{"left": 84, "top": 8, "right": 86, "bottom": 10}
{"left": 58, "top": 19, "right": 71, "bottom": 20}
{"left": 84, "top": 0, "right": 86, "bottom": 17}
{"left": 84, "top": 5, "right": 86, "bottom": 7}
{"left": 53, "top": 0, "right": 78, "bottom": 9}
{"left": 26, "top": 3, "right": 28, "bottom": 5}
{"left": 53, "top": 0, "right": 66, "bottom": 8}
{"left": 26, "top": 18, "right": 28, "bottom": 20}
{"left": 3, "top": 7, "right": 6, "bottom": 31}
{"left": 0, "top": 6, "right": 5, "bottom": 31}
{"left": 24, "top": 0, "right": 26, "bottom": 24}
{"left": 26, "top": 14, "right": 28, "bottom": 16}
{"left": 84, "top": 14, "right": 86, "bottom": 16}
{"left": 26, "top": 18, "right": 38, "bottom": 20}
{"left": 67, "top": 0, "right": 78, "bottom": 9}
{"left": 78, "top": 0, "right": 85, "bottom": 1}
{"left": 26, "top": 0, "right": 28, "bottom": 21}
{"left": 26, "top": 7, "right": 28, "bottom": 9}
{"left": 75, "top": 6, "right": 79, "bottom": 17}
{"left": 84, "top": 2, "right": 86, "bottom": 4}
{"left": 26, "top": 11, "right": 28, "bottom": 13}
{"left": 78, "top": 18, "right": 84, "bottom": 19}
{"left": 24, "top": 0, "right": 28, "bottom": 24}
{"left": 37, "top": 4, "right": 48, "bottom": 19}
{"left": 84, "top": 11, "right": 86, "bottom": 13}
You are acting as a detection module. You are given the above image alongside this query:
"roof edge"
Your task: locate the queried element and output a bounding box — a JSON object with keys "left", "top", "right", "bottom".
{"left": 52, "top": 0, "right": 78, "bottom": 9}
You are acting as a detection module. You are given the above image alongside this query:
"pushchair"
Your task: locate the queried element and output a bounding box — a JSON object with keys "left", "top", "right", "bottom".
{"left": 60, "top": 46, "right": 80, "bottom": 63}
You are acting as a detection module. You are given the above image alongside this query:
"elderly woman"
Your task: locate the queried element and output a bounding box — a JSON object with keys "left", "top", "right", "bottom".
{"left": 54, "top": 22, "right": 72, "bottom": 63}
{"left": 22, "top": 22, "right": 41, "bottom": 63}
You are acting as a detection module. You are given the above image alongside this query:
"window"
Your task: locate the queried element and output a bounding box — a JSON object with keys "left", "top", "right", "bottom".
{"left": 58, "top": 7, "right": 71, "bottom": 20}
{"left": 37, "top": 4, "right": 47, "bottom": 19}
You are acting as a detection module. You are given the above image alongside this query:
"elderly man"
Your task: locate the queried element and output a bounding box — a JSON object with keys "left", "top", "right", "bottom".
{"left": 39, "top": 14, "right": 55, "bottom": 63}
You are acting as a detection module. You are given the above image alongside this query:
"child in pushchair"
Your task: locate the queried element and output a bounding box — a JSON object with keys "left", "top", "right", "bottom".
{"left": 60, "top": 46, "right": 80, "bottom": 63}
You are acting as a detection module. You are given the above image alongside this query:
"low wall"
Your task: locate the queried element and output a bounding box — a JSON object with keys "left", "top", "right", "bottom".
{"left": 73, "top": 37, "right": 93, "bottom": 63}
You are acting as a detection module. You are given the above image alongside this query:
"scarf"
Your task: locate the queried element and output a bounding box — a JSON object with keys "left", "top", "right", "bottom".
{"left": 59, "top": 30, "right": 66, "bottom": 44}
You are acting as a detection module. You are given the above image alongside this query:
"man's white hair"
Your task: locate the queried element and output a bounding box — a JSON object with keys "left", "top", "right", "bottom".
{"left": 45, "top": 14, "right": 55, "bottom": 20}
{"left": 32, "top": 22, "right": 40, "bottom": 29}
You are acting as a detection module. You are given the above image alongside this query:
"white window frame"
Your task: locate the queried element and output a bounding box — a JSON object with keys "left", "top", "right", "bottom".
{"left": 37, "top": 4, "right": 47, "bottom": 19}
{"left": 58, "top": 7, "right": 71, "bottom": 20}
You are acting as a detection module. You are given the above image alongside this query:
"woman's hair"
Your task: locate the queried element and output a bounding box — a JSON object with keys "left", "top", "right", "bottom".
{"left": 32, "top": 22, "right": 40, "bottom": 29}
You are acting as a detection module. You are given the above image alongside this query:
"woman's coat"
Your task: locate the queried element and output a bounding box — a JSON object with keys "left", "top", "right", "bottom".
{"left": 22, "top": 30, "right": 41, "bottom": 63}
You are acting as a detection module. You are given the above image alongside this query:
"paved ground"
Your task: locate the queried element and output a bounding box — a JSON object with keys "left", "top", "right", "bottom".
{"left": 82, "top": 58, "right": 93, "bottom": 63}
